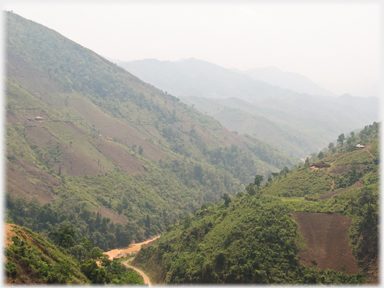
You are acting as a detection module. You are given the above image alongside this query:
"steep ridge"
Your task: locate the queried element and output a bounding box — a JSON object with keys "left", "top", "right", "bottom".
{"left": 133, "top": 122, "right": 379, "bottom": 284}
{"left": 5, "top": 11, "right": 298, "bottom": 252}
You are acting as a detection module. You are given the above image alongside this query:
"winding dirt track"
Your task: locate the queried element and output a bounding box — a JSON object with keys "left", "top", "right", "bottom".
{"left": 104, "top": 236, "right": 160, "bottom": 285}
{"left": 123, "top": 259, "right": 151, "bottom": 286}
{"left": 104, "top": 235, "right": 160, "bottom": 260}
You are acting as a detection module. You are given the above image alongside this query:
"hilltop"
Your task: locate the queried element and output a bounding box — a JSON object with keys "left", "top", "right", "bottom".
{"left": 133, "top": 122, "right": 379, "bottom": 284}
{"left": 5, "top": 11, "right": 298, "bottom": 252}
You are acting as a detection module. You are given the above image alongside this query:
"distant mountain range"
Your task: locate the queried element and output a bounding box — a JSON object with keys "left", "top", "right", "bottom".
{"left": 230, "top": 66, "right": 336, "bottom": 97}
{"left": 117, "top": 58, "right": 379, "bottom": 158}
{"left": 117, "top": 58, "right": 298, "bottom": 103}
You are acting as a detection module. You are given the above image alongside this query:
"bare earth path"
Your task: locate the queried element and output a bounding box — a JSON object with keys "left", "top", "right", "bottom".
{"left": 123, "top": 258, "right": 152, "bottom": 286}
{"left": 104, "top": 235, "right": 161, "bottom": 260}
{"left": 104, "top": 236, "right": 160, "bottom": 285}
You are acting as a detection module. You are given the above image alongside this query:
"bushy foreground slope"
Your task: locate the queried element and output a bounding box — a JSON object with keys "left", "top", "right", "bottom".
{"left": 6, "top": 11, "right": 298, "bottom": 250}
{"left": 5, "top": 223, "right": 143, "bottom": 284}
{"left": 133, "top": 123, "right": 379, "bottom": 284}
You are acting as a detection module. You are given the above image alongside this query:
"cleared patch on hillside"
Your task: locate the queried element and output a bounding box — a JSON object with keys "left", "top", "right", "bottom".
{"left": 25, "top": 126, "right": 57, "bottom": 147}
{"left": 95, "top": 138, "right": 145, "bottom": 175}
{"left": 69, "top": 97, "right": 168, "bottom": 161}
{"left": 58, "top": 143, "right": 108, "bottom": 176}
{"left": 6, "top": 159, "right": 60, "bottom": 204}
{"left": 5, "top": 223, "right": 17, "bottom": 248}
{"left": 64, "top": 121, "right": 88, "bottom": 136}
{"left": 318, "top": 180, "right": 363, "bottom": 200}
{"left": 291, "top": 212, "right": 359, "bottom": 274}
{"left": 95, "top": 206, "right": 128, "bottom": 225}
{"left": 328, "top": 165, "right": 350, "bottom": 175}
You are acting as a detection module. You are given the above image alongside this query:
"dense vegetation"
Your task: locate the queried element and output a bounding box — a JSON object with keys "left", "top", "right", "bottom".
{"left": 6, "top": 11, "right": 298, "bottom": 250}
{"left": 133, "top": 123, "right": 379, "bottom": 284}
{"left": 5, "top": 224, "right": 143, "bottom": 284}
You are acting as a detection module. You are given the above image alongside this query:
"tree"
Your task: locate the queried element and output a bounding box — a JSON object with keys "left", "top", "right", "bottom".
{"left": 49, "top": 223, "right": 76, "bottom": 249}
{"left": 145, "top": 215, "right": 151, "bottom": 229}
{"left": 328, "top": 142, "right": 334, "bottom": 151}
{"left": 222, "top": 193, "right": 231, "bottom": 207}
{"left": 138, "top": 145, "right": 143, "bottom": 155}
{"left": 317, "top": 151, "right": 324, "bottom": 159}
{"left": 337, "top": 133, "right": 345, "bottom": 146}
{"left": 254, "top": 175, "right": 263, "bottom": 189}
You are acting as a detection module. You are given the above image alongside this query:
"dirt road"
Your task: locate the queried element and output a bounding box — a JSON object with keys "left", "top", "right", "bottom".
{"left": 104, "top": 235, "right": 160, "bottom": 260}
{"left": 104, "top": 236, "right": 160, "bottom": 285}
{"left": 123, "top": 259, "right": 151, "bottom": 286}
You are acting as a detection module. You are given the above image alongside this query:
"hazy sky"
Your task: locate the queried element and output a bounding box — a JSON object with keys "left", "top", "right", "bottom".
{"left": 2, "top": 1, "right": 382, "bottom": 97}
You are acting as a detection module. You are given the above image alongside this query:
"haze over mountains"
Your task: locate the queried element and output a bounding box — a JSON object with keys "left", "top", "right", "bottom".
{"left": 230, "top": 66, "right": 336, "bottom": 97}
{"left": 118, "top": 58, "right": 379, "bottom": 158}
{"left": 5, "top": 11, "right": 379, "bottom": 285}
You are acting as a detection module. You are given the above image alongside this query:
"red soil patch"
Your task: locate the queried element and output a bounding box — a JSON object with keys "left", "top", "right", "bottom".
{"left": 310, "top": 166, "right": 327, "bottom": 172}
{"left": 328, "top": 165, "right": 350, "bottom": 175}
{"left": 69, "top": 97, "right": 168, "bottom": 162}
{"left": 95, "top": 138, "right": 146, "bottom": 175}
{"left": 95, "top": 206, "right": 128, "bottom": 225}
{"left": 5, "top": 223, "right": 17, "bottom": 248}
{"left": 6, "top": 159, "right": 60, "bottom": 204}
{"left": 97, "top": 122, "right": 168, "bottom": 162}
{"left": 291, "top": 212, "right": 359, "bottom": 274}
{"left": 6, "top": 112, "right": 20, "bottom": 124}
{"left": 58, "top": 143, "right": 107, "bottom": 176}
{"left": 25, "top": 126, "right": 57, "bottom": 147}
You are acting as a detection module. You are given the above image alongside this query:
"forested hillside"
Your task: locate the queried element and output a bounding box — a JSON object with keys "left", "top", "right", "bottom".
{"left": 133, "top": 122, "right": 379, "bottom": 284}
{"left": 5, "top": 11, "right": 298, "bottom": 252}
